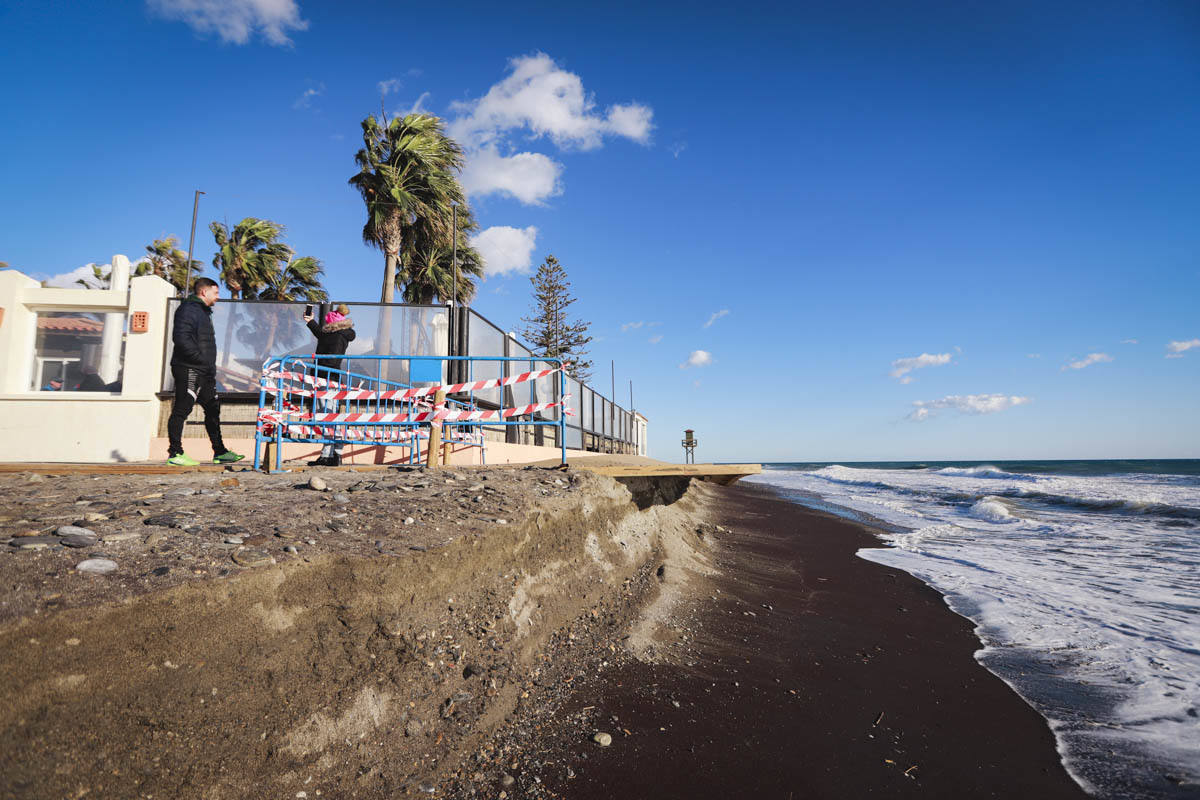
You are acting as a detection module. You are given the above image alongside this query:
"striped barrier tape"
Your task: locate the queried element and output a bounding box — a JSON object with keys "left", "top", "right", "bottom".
{"left": 261, "top": 364, "right": 565, "bottom": 401}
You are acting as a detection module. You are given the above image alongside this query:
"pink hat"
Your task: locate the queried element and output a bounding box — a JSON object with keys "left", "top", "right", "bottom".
{"left": 324, "top": 309, "right": 346, "bottom": 325}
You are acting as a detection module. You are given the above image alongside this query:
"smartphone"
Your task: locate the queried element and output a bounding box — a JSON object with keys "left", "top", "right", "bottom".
{"left": 304, "top": 304, "right": 313, "bottom": 317}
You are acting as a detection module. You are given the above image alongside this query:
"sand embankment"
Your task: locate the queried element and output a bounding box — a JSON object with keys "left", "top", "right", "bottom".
{"left": 0, "top": 467, "right": 718, "bottom": 799}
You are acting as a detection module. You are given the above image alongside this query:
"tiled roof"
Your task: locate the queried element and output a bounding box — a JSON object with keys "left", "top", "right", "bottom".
{"left": 38, "top": 316, "right": 104, "bottom": 333}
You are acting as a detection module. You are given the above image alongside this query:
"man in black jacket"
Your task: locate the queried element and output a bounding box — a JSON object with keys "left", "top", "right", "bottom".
{"left": 305, "top": 303, "right": 356, "bottom": 466}
{"left": 166, "top": 277, "right": 244, "bottom": 466}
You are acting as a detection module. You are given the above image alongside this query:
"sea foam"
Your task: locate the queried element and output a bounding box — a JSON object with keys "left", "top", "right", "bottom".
{"left": 748, "top": 463, "right": 1200, "bottom": 799}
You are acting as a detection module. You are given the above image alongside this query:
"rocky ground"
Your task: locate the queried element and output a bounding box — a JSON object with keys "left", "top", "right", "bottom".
{"left": 0, "top": 465, "right": 718, "bottom": 799}
{"left": 0, "top": 466, "right": 578, "bottom": 626}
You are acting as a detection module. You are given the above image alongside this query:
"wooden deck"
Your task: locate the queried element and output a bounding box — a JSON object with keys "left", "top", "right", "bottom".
{"left": 571, "top": 462, "right": 761, "bottom": 485}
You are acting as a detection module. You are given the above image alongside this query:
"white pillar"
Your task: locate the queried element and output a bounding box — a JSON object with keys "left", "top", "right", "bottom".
{"left": 98, "top": 255, "right": 131, "bottom": 384}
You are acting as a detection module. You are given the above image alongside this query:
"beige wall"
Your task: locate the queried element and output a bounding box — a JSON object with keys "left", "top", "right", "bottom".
{"left": 0, "top": 262, "right": 175, "bottom": 462}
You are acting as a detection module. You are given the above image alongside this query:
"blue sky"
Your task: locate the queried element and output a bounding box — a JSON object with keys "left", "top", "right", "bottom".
{"left": 1, "top": 0, "right": 1197, "bottom": 462}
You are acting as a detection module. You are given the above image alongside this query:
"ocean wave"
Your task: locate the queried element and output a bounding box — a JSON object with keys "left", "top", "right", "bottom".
{"left": 1007, "top": 489, "right": 1200, "bottom": 521}
{"left": 969, "top": 497, "right": 1019, "bottom": 523}
{"left": 936, "top": 465, "right": 1031, "bottom": 480}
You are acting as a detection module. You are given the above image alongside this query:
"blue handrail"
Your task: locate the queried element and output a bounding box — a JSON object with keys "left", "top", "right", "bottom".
{"left": 254, "top": 354, "right": 567, "bottom": 471}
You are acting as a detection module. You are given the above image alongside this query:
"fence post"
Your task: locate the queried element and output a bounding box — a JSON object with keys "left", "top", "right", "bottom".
{"left": 427, "top": 387, "right": 445, "bottom": 468}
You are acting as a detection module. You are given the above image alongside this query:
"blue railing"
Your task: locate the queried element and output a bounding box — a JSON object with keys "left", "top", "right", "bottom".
{"left": 254, "top": 355, "right": 568, "bottom": 471}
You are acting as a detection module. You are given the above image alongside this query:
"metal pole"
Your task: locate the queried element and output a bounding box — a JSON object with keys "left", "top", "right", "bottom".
{"left": 183, "top": 190, "right": 204, "bottom": 295}
{"left": 451, "top": 204, "right": 458, "bottom": 308}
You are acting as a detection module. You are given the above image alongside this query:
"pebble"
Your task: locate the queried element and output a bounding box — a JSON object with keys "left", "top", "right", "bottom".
{"left": 307, "top": 476, "right": 327, "bottom": 492}
{"left": 145, "top": 532, "right": 168, "bottom": 547}
{"left": 404, "top": 718, "right": 423, "bottom": 737}
{"left": 61, "top": 534, "right": 98, "bottom": 548}
{"left": 14, "top": 538, "right": 55, "bottom": 550}
{"left": 500, "top": 774, "right": 515, "bottom": 788}
{"left": 56, "top": 525, "right": 96, "bottom": 538}
{"left": 592, "top": 731, "right": 613, "bottom": 746}
{"left": 224, "top": 537, "right": 244, "bottom": 545}
{"left": 332, "top": 493, "right": 350, "bottom": 504}
{"left": 102, "top": 532, "right": 140, "bottom": 543}
{"left": 83, "top": 512, "right": 109, "bottom": 522}
{"left": 232, "top": 549, "right": 273, "bottom": 567}
{"left": 143, "top": 513, "right": 188, "bottom": 528}
{"left": 164, "top": 488, "right": 196, "bottom": 498}
{"left": 76, "top": 558, "right": 118, "bottom": 574}
{"left": 220, "top": 477, "right": 240, "bottom": 488}
{"left": 496, "top": 519, "right": 508, "bottom": 525}
{"left": 404, "top": 517, "right": 415, "bottom": 525}
{"left": 284, "top": 545, "right": 298, "bottom": 554}
{"left": 26, "top": 473, "right": 46, "bottom": 483}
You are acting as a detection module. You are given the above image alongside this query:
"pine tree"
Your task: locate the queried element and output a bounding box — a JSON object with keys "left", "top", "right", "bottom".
{"left": 519, "top": 255, "right": 593, "bottom": 382}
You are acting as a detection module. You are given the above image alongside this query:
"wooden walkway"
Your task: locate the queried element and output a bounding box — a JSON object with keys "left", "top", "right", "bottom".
{"left": 571, "top": 462, "right": 760, "bottom": 485}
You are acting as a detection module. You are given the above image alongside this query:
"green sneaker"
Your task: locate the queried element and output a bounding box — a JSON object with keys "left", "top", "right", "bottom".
{"left": 167, "top": 453, "right": 201, "bottom": 467}
{"left": 213, "top": 451, "right": 245, "bottom": 464}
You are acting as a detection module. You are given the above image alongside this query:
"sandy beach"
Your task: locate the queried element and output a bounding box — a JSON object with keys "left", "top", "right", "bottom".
{"left": 0, "top": 467, "right": 1088, "bottom": 798}
{"left": 492, "top": 481, "right": 1089, "bottom": 799}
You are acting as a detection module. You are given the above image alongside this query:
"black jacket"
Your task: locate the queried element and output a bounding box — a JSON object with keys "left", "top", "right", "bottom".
{"left": 170, "top": 296, "right": 217, "bottom": 372}
{"left": 308, "top": 317, "right": 356, "bottom": 371}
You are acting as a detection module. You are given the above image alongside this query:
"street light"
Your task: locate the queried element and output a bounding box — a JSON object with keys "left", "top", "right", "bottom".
{"left": 183, "top": 190, "right": 205, "bottom": 296}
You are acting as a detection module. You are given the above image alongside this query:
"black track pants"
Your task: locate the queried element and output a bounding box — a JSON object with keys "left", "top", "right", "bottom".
{"left": 167, "top": 365, "right": 226, "bottom": 457}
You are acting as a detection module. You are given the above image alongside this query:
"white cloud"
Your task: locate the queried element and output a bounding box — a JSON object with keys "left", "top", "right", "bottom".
{"left": 147, "top": 0, "right": 307, "bottom": 46}
{"left": 458, "top": 146, "right": 563, "bottom": 206}
{"left": 648, "top": 334, "right": 663, "bottom": 345}
{"left": 449, "top": 53, "right": 652, "bottom": 206}
{"left": 43, "top": 263, "right": 106, "bottom": 288}
{"left": 621, "top": 321, "right": 645, "bottom": 332}
{"left": 889, "top": 352, "right": 951, "bottom": 382}
{"left": 1121, "top": 338, "right": 1138, "bottom": 345}
{"left": 469, "top": 225, "right": 538, "bottom": 276}
{"left": 448, "top": 52, "right": 653, "bottom": 151}
{"left": 679, "top": 350, "right": 712, "bottom": 369}
{"left": 670, "top": 141, "right": 687, "bottom": 158}
{"left": 908, "top": 393, "right": 1031, "bottom": 422}
{"left": 1166, "top": 339, "right": 1200, "bottom": 358}
{"left": 293, "top": 82, "right": 324, "bottom": 110}
{"left": 703, "top": 309, "right": 729, "bottom": 328}
{"left": 1027, "top": 353, "right": 1041, "bottom": 359}
{"left": 378, "top": 78, "right": 403, "bottom": 96}
{"left": 1062, "top": 352, "right": 1113, "bottom": 371}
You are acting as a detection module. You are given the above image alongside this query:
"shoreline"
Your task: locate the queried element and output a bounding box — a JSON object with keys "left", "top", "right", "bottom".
{"left": 498, "top": 481, "right": 1088, "bottom": 799}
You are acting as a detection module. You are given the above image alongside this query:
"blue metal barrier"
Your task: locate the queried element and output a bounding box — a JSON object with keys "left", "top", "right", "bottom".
{"left": 254, "top": 355, "right": 568, "bottom": 471}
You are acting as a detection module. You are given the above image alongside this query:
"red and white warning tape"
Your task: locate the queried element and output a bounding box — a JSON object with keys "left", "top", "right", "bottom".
{"left": 260, "top": 365, "right": 564, "bottom": 401}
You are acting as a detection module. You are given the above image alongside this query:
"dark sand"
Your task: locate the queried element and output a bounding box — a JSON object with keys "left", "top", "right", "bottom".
{"left": 521, "top": 482, "right": 1089, "bottom": 799}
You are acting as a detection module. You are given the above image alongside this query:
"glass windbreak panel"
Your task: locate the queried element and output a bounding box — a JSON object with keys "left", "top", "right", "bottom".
{"left": 601, "top": 399, "right": 611, "bottom": 436}
{"left": 344, "top": 304, "right": 449, "bottom": 386}
{"left": 581, "top": 387, "right": 593, "bottom": 432}
{"left": 467, "top": 313, "right": 504, "bottom": 406}
{"left": 528, "top": 360, "right": 556, "bottom": 422}
{"left": 509, "top": 344, "right": 535, "bottom": 408}
{"left": 162, "top": 301, "right": 449, "bottom": 391}
{"left": 33, "top": 311, "right": 126, "bottom": 392}
{"left": 164, "top": 300, "right": 311, "bottom": 392}
{"left": 566, "top": 377, "right": 582, "bottom": 422}
{"left": 566, "top": 424, "right": 582, "bottom": 450}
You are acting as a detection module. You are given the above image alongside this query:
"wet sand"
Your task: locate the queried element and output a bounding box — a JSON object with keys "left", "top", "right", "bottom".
{"left": 522, "top": 482, "right": 1089, "bottom": 799}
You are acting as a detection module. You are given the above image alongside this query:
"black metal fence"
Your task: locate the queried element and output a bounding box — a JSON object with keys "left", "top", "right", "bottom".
{"left": 163, "top": 299, "right": 639, "bottom": 453}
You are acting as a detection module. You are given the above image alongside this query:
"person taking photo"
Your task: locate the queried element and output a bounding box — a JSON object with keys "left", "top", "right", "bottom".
{"left": 305, "top": 303, "right": 356, "bottom": 466}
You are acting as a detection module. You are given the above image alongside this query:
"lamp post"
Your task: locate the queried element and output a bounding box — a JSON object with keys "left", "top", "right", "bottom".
{"left": 183, "top": 190, "right": 205, "bottom": 296}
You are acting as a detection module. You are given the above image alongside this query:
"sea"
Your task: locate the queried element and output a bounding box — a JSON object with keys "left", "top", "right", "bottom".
{"left": 745, "top": 459, "right": 1200, "bottom": 800}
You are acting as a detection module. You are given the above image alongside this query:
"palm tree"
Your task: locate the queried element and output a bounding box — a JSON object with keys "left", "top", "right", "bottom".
{"left": 143, "top": 236, "right": 202, "bottom": 292}
{"left": 254, "top": 254, "right": 328, "bottom": 359}
{"left": 209, "top": 218, "right": 289, "bottom": 299}
{"left": 257, "top": 255, "right": 327, "bottom": 302}
{"left": 209, "top": 217, "right": 290, "bottom": 366}
{"left": 399, "top": 205, "right": 485, "bottom": 304}
{"left": 348, "top": 113, "right": 478, "bottom": 304}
